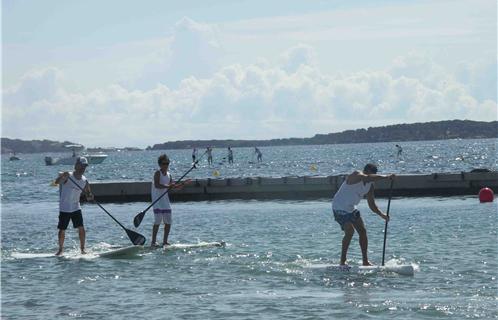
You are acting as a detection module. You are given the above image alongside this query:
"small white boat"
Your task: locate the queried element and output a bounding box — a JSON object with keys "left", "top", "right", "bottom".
{"left": 45, "top": 154, "right": 108, "bottom": 165}
{"left": 44, "top": 144, "right": 107, "bottom": 166}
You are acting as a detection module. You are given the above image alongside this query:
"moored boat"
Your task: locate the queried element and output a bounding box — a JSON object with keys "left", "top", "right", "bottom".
{"left": 44, "top": 144, "right": 107, "bottom": 165}
{"left": 45, "top": 154, "right": 108, "bottom": 165}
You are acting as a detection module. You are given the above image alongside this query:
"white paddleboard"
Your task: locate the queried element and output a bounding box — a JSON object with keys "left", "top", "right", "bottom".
{"left": 11, "top": 245, "right": 141, "bottom": 260}
{"left": 309, "top": 263, "right": 415, "bottom": 276}
{"left": 98, "top": 245, "right": 141, "bottom": 258}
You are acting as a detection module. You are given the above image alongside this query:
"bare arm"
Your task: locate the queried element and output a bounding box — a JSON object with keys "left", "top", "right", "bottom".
{"left": 84, "top": 181, "right": 94, "bottom": 201}
{"left": 346, "top": 171, "right": 394, "bottom": 184}
{"left": 54, "top": 171, "right": 69, "bottom": 185}
{"left": 366, "top": 186, "right": 389, "bottom": 221}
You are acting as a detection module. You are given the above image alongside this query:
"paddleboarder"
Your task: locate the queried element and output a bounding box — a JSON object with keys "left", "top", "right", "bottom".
{"left": 54, "top": 157, "right": 94, "bottom": 256}
{"left": 151, "top": 154, "right": 183, "bottom": 246}
{"left": 207, "top": 147, "right": 213, "bottom": 165}
{"left": 228, "top": 147, "right": 234, "bottom": 164}
{"left": 395, "top": 144, "right": 403, "bottom": 157}
{"left": 255, "top": 147, "right": 262, "bottom": 162}
{"left": 331, "top": 163, "right": 394, "bottom": 266}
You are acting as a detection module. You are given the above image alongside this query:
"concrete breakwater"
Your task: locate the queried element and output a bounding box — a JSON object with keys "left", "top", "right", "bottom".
{"left": 88, "top": 171, "right": 497, "bottom": 203}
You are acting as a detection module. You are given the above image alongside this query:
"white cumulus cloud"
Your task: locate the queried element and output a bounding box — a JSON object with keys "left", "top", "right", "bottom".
{"left": 2, "top": 44, "right": 496, "bottom": 147}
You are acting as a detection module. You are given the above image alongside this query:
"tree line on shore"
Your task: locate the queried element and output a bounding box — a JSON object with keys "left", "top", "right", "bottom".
{"left": 147, "top": 120, "right": 498, "bottom": 150}
{"left": 2, "top": 120, "right": 497, "bottom": 154}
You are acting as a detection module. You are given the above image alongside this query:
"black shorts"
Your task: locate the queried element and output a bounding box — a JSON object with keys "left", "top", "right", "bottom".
{"left": 58, "top": 210, "right": 84, "bottom": 230}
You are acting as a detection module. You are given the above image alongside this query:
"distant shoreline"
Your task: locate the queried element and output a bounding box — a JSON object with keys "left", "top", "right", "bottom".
{"left": 147, "top": 119, "right": 497, "bottom": 150}
{"left": 2, "top": 119, "right": 496, "bottom": 154}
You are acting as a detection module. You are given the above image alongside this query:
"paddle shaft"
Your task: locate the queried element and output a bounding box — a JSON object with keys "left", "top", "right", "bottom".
{"left": 381, "top": 179, "right": 394, "bottom": 266}
{"left": 67, "top": 176, "right": 130, "bottom": 231}
{"left": 141, "top": 151, "right": 207, "bottom": 214}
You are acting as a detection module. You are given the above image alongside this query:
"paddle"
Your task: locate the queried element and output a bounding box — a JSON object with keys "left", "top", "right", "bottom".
{"left": 381, "top": 178, "right": 394, "bottom": 266}
{"left": 67, "top": 176, "right": 146, "bottom": 245}
{"left": 133, "top": 151, "right": 207, "bottom": 228}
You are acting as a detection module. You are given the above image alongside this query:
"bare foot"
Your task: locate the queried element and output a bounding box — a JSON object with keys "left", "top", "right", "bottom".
{"left": 151, "top": 242, "right": 160, "bottom": 247}
{"left": 162, "top": 242, "right": 171, "bottom": 246}
{"left": 55, "top": 249, "right": 63, "bottom": 256}
{"left": 363, "top": 261, "right": 374, "bottom": 266}
{"left": 81, "top": 249, "right": 87, "bottom": 255}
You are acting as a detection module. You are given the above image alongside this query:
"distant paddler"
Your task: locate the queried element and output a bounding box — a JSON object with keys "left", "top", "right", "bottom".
{"left": 331, "top": 163, "right": 394, "bottom": 266}
{"left": 227, "top": 146, "right": 234, "bottom": 164}
{"left": 54, "top": 157, "right": 94, "bottom": 256}
{"left": 395, "top": 144, "right": 403, "bottom": 157}
{"left": 254, "top": 147, "right": 263, "bottom": 163}
{"left": 206, "top": 147, "right": 213, "bottom": 165}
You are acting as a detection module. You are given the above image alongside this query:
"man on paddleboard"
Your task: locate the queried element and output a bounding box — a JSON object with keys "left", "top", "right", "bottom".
{"left": 54, "top": 157, "right": 94, "bottom": 256}
{"left": 332, "top": 163, "right": 394, "bottom": 266}
{"left": 151, "top": 154, "right": 187, "bottom": 247}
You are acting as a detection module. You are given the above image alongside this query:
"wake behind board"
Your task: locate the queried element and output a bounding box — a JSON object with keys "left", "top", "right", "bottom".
{"left": 10, "top": 252, "right": 61, "bottom": 259}
{"left": 98, "top": 245, "right": 141, "bottom": 258}
{"left": 144, "top": 241, "right": 226, "bottom": 252}
{"left": 309, "top": 263, "right": 415, "bottom": 276}
{"left": 165, "top": 241, "right": 226, "bottom": 250}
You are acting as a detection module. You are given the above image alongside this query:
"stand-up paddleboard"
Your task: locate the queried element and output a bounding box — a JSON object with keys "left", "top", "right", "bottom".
{"left": 11, "top": 245, "right": 141, "bottom": 260}
{"left": 10, "top": 251, "right": 99, "bottom": 260}
{"left": 98, "top": 245, "right": 141, "bottom": 258}
{"left": 309, "top": 263, "right": 415, "bottom": 276}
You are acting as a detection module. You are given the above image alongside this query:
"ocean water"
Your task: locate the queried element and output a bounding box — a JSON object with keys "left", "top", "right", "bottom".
{"left": 1, "top": 138, "right": 497, "bottom": 203}
{"left": 1, "top": 139, "right": 497, "bottom": 319}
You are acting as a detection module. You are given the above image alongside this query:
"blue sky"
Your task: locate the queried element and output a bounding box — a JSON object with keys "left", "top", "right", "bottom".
{"left": 2, "top": 0, "right": 496, "bottom": 147}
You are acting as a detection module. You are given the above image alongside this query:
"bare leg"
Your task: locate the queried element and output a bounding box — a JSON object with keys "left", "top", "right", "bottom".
{"left": 353, "top": 217, "right": 372, "bottom": 266}
{"left": 163, "top": 224, "right": 171, "bottom": 246}
{"left": 151, "top": 224, "right": 160, "bottom": 246}
{"left": 56, "top": 229, "right": 65, "bottom": 255}
{"left": 78, "top": 227, "right": 86, "bottom": 254}
{"left": 340, "top": 223, "right": 354, "bottom": 265}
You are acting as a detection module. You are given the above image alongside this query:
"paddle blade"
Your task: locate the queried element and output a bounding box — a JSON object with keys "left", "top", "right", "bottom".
{"left": 133, "top": 211, "right": 146, "bottom": 228}
{"left": 126, "top": 229, "right": 146, "bottom": 245}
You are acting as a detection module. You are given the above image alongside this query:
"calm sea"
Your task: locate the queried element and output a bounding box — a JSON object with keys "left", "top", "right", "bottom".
{"left": 1, "top": 139, "right": 497, "bottom": 319}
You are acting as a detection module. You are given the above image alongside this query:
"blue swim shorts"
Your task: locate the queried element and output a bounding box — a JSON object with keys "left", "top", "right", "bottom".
{"left": 333, "top": 209, "right": 361, "bottom": 230}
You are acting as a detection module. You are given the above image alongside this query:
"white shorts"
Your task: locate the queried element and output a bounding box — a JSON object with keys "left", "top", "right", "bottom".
{"left": 153, "top": 209, "right": 172, "bottom": 225}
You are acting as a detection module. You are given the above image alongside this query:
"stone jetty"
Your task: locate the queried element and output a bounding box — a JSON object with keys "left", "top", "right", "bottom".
{"left": 87, "top": 171, "right": 497, "bottom": 203}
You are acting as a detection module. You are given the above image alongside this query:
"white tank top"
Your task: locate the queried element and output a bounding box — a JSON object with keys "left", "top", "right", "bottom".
{"left": 59, "top": 172, "right": 87, "bottom": 212}
{"left": 332, "top": 180, "right": 373, "bottom": 212}
{"left": 151, "top": 170, "right": 172, "bottom": 211}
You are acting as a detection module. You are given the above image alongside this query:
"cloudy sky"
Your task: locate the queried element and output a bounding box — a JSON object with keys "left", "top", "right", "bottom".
{"left": 2, "top": 0, "right": 496, "bottom": 147}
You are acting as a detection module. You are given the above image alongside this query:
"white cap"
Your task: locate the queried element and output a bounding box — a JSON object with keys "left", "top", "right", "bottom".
{"left": 76, "top": 156, "right": 89, "bottom": 166}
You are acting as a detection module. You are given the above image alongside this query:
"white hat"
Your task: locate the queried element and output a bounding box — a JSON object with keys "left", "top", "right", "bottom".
{"left": 76, "top": 156, "right": 89, "bottom": 166}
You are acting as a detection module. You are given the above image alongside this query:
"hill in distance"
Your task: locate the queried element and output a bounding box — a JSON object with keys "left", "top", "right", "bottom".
{"left": 3, "top": 120, "right": 496, "bottom": 154}
{"left": 148, "top": 119, "right": 497, "bottom": 150}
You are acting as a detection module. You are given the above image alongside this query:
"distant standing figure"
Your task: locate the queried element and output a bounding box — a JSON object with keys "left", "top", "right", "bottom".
{"left": 331, "top": 163, "right": 393, "bottom": 266}
{"left": 192, "top": 148, "right": 197, "bottom": 163}
{"left": 255, "top": 147, "right": 262, "bottom": 162}
{"left": 395, "top": 144, "right": 403, "bottom": 157}
{"left": 228, "top": 147, "right": 234, "bottom": 164}
{"left": 207, "top": 147, "right": 213, "bottom": 165}
{"left": 54, "top": 157, "right": 94, "bottom": 256}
